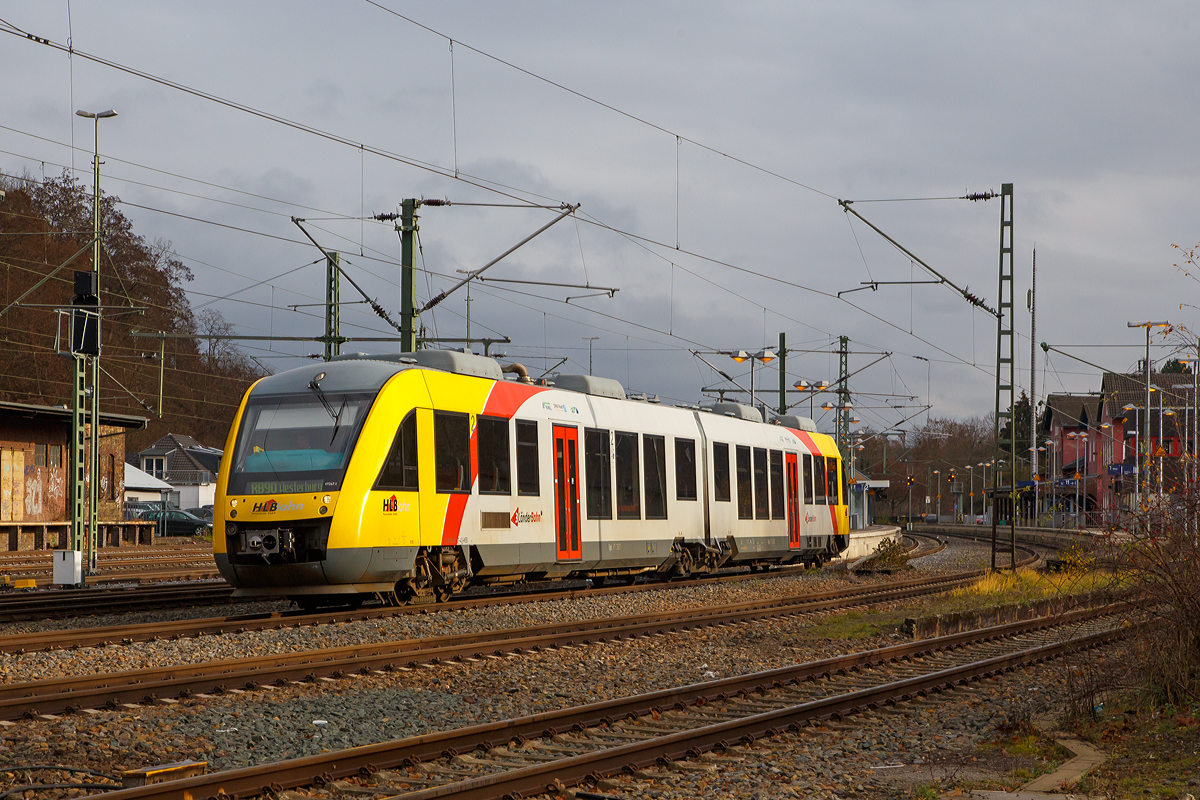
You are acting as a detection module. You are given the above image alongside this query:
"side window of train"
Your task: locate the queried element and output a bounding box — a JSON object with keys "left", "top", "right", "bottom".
{"left": 615, "top": 431, "right": 641, "bottom": 519}
{"left": 643, "top": 434, "right": 668, "bottom": 520}
{"left": 769, "top": 450, "right": 784, "bottom": 519}
{"left": 516, "top": 420, "right": 539, "bottom": 496}
{"left": 814, "top": 455, "right": 827, "bottom": 505}
{"left": 375, "top": 410, "right": 418, "bottom": 491}
{"left": 753, "top": 447, "right": 769, "bottom": 520}
{"left": 585, "top": 428, "right": 612, "bottom": 519}
{"left": 477, "top": 416, "right": 510, "bottom": 495}
{"left": 735, "top": 445, "right": 753, "bottom": 520}
{"left": 434, "top": 411, "right": 471, "bottom": 493}
{"left": 802, "top": 453, "right": 814, "bottom": 505}
{"left": 675, "top": 438, "right": 697, "bottom": 501}
{"left": 713, "top": 442, "right": 731, "bottom": 502}
{"left": 827, "top": 456, "right": 841, "bottom": 506}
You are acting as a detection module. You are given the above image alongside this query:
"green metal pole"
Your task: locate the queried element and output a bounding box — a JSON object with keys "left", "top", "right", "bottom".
{"left": 778, "top": 332, "right": 786, "bottom": 416}
{"left": 70, "top": 354, "right": 87, "bottom": 583}
{"left": 837, "top": 335, "right": 850, "bottom": 461}
{"left": 88, "top": 128, "right": 101, "bottom": 578}
{"left": 324, "top": 252, "right": 342, "bottom": 361}
{"left": 400, "top": 199, "right": 418, "bottom": 353}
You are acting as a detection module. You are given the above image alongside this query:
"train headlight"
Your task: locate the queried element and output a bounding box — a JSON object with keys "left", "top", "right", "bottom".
{"left": 323, "top": 495, "right": 331, "bottom": 504}
{"left": 230, "top": 499, "right": 238, "bottom": 508}
{"left": 226, "top": 522, "right": 238, "bottom": 536}
{"left": 319, "top": 506, "right": 328, "bottom": 515}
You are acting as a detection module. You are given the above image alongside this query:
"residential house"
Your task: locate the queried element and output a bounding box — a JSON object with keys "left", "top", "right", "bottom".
{"left": 1041, "top": 373, "right": 1196, "bottom": 527}
{"left": 133, "top": 433, "right": 223, "bottom": 509}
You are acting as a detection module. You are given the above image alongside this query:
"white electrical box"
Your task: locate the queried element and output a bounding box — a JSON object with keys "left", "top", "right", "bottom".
{"left": 54, "top": 550, "right": 82, "bottom": 585}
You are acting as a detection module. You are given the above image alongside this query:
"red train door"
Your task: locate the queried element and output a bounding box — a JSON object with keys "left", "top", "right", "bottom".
{"left": 553, "top": 425, "right": 582, "bottom": 561}
{"left": 786, "top": 453, "right": 800, "bottom": 548}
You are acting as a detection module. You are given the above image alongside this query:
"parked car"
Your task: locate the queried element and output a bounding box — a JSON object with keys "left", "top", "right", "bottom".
{"left": 124, "top": 500, "right": 165, "bottom": 521}
{"left": 975, "top": 514, "right": 987, "bottom": 524}
{"left": 184, "top": 507, "right": 214, "bottom": 522}
{"left": 139, "top": 509, "right": 212, "bottom": 537}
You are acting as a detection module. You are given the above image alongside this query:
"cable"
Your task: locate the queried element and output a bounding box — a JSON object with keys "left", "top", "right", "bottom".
{"left": 360, "top": 1, "right": 837, "bottom": 201}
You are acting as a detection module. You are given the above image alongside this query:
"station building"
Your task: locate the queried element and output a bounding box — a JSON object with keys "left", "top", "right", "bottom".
{"left": 0, "top": 400, "right": 151, "bottom": 550}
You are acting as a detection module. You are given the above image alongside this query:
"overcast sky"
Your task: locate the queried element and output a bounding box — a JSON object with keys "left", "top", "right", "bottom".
{"left": 3, "top": 1, "right": 1199, "bottom": 437}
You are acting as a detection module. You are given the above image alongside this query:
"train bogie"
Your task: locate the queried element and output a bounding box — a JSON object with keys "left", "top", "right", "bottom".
{"left": 213, "top": 351, "right": 849, "bottom": 603}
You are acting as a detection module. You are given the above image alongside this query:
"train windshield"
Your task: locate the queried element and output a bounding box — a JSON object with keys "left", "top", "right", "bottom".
{"left": 228, "top": 392, "right": 373, "bottom": 495}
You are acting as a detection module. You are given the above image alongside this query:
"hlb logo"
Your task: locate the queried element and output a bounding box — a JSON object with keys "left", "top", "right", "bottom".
{"left": 382, "top": 495, "right": 410, "bottom": 514}
{"left": 252, "top": 498, "right": 303, "bottom": 513}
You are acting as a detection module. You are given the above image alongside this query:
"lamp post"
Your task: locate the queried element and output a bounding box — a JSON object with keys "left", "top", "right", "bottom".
{"left": 933, "top": 470, "right": 940, "bottom": 521}
{"left": 75, "top": 108, "right": 117, "bottom": 581}
{"left": 967, "top": 464, "right": 974, "bottom": 517}
{"left": 793, "top": 379, "right": 830, "bottom": 418}
{"left": 1128, "top": 321, "right": 1169, "bottom": 500}
{"left": 731, "top": 349, "right": 776, "bottom": 420}
{"left": 978, "top": 462, "right": 988, "bottom": 522}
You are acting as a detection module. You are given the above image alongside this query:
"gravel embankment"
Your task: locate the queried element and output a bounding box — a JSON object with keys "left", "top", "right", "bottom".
{"left": 0, "top": 537, "right": 1070, "bottom": 798}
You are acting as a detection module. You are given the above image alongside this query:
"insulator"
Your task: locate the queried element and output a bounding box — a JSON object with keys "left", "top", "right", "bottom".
{"left": 373, "top": 212, "right": 400, "bottom": 222}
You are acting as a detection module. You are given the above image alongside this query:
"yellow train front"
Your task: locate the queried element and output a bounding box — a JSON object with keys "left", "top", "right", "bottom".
{"left": 214, "top": 350, "right": 850, "bottom": 606}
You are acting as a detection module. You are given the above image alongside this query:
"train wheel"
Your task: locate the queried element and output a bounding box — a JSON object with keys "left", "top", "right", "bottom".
{"left": 434, "top": 586, "right": 454, "bottom": 603}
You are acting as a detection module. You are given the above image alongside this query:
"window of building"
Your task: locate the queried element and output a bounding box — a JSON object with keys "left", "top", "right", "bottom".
{"left": 643, "top": 434, "right": 667, "bottom": 520}
{"left": 736, "top": 445, "right": 753, "bottom": 520}
{"left": 753, "top": 447, "right": 769, "bottom": 519}
{"left": 375, "top": 411, "right": 418, "bottom": 491}
{"left": 674, "top": 438, "right": 697, "bottom": 501}
{"left": 615, "top": 431, "right": 641, "bottom": 519}
{"left": 35, "top": 444, "right": 46, "bottom": 467}
{"left": 434, "top": 411, "right": 471, "bottom": 493}
{"left": 108, "top": 454, "right": 117, "bottom": 501}
{"left": 803, "top": 453, "right": 814, "bottom": 505}
{"left": 813, "top": 455, "right": 827, "bottom": 505}
{"left": 516, "top": 420, "right": 539, "bottom": 495}
{"left": 144, "top": 457, "right": 165, "bottom": 479}
{"left": 713, "top": 442, "right": 730, "bottom": 502}
{"left": 769, "top": 450, "right": 785, "bottom": 519}
{"left": 476, "top": 416, "right": 511, "bottom": 495}
{"left": 48, "top": 445, "right": 62, "bottom": 469}
{"left": 585, "top": 428, "right": 612, "bottom": 519}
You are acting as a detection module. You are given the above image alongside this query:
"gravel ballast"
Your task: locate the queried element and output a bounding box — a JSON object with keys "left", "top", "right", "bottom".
{"left": 0, "top": 536, "right": 1072, "bottom": 799}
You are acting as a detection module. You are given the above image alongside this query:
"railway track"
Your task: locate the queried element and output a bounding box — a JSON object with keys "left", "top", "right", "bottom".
{"left": 0, "top": 570, "right": 1001, "bottom": 721}
{"left": 0, "top": 546, "right": 213, "bottom": 572}
{"left": 0, "top": 535, "right": 1028, "bottom": 653}
{"left": 0, "top": 531, "right": 1012, "bottom": 649}
{"left": 0, "top": 581, "right": 238, "bottom": 623}
{"left": 88, "top": 603, "right": 1129, "bottom": 800}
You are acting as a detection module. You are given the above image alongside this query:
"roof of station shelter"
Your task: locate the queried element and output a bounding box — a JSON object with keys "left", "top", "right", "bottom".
{"left": 0, "top": 400, "right": 147, "bottom": 429}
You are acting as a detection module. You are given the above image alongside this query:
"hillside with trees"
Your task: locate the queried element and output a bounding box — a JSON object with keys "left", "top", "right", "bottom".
{"left": 0, "top": 171, "right": 265, "bottom": 452}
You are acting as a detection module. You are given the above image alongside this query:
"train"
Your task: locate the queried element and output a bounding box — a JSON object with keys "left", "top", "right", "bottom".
{"left": 213, "top": 350, "right": 848, "bottom": 606}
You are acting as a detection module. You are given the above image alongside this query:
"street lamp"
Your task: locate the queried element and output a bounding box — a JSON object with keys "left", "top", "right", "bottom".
{"left": 74, "top": 108, "right": 117, "bottom": 582}
{"left": 933, "top": 469, "right": 940, "bottom": 521}
{"left": 1128, "top": 320, "right": 1169, "bottom": 501}
{"left": 793, "top": 378, "right": 830, "bottom": 418}
{"left": 731, "top": 349, "right": 775, "bottom": 418}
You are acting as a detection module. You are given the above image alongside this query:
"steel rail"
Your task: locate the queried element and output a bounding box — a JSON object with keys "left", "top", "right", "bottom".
{"left": 0, "top": 583, "right": 236, "bottom": 623}
{"left": 0, "top": 574, "right": 984, "bottom": 720}
{"left": 0, "top": 556, "right": 915, "bottom": 653}
{"left": 83, "top": 605, "right": 1128, "bottom": 800}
